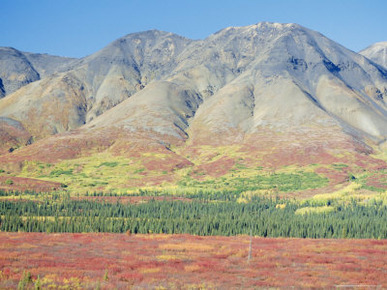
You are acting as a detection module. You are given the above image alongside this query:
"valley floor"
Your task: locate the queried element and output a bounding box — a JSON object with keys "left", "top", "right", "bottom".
{"left": 0, "top": 233, "right": 385, "bottom": 288}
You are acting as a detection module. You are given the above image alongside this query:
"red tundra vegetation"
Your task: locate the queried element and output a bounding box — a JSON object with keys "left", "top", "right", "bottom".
{"left": 0, "top": 176, "right": 63, "bottom": 192}
{"left": 0, "top": 233, "right": 385, "bottom": 288}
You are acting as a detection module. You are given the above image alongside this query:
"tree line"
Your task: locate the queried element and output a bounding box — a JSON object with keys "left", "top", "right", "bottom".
{"left": 0, "top": 194, "right": 385, "bottom": 239}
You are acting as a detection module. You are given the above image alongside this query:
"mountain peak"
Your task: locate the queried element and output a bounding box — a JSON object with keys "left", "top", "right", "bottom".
{"left": 213, "top": 22, "right": 302, "bottom": 36}
{"left": 117, "top": 29, "right": 191, "bottom": 42}
{"left": 255, "top": 21, "right": 300, "bottom": 29}
{"left": 360, "top": 41, "right": 387, "bottom": 69}
{"left": 360, "top": 41, "right": 387, "bottom": 51}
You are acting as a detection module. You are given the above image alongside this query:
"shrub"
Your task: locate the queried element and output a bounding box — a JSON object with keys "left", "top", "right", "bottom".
{"left": 34, "top": 275, "right": 41, "bottom": 290}
{"left": 5, "top": 179, "right": 13, "bottom": 185}
{"left": 103, "top": 269, "right": 109, "bottom": 281}
{"left": 18, "top": 271, "right": 32, "bottom": 289}
{"left": 50, "top": 169, "right": 73, "bottom": 177}
{"left": 98, "top": 162, "right": 119, "bottom": 168}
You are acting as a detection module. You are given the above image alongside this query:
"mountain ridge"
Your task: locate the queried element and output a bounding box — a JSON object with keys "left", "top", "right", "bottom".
{"left": 0, "top": 22, "right": 386, "bottom": 193}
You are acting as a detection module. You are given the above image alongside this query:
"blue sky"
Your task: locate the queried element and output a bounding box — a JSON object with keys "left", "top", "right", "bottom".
{"left": 2, "top": 0, "right": 386, "bottom": 58}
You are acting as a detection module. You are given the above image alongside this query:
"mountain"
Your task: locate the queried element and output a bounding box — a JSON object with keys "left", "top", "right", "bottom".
{"left": 0, "top": 48, "right": 75, "bottom": 153}
{"left": 0, "top": 22, "right": 386, "bottom": 192}
{"left": 0, "top": 31, "right": 192, "bottom": 140}
{"left": 0, "top": 47, "right": 75, "bottom": 97}
{"left": 360, "top": 41, "right": 387, "bottom": 69}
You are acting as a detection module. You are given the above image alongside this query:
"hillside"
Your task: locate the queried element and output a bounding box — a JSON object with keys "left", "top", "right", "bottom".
{"left": 0, "top": 22, "right": 386, "bottom": 195}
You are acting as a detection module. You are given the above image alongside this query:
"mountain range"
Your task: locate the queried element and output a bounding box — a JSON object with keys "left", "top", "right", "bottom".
{"left": 0, "top": 22, "right": 386, "bottom": 193}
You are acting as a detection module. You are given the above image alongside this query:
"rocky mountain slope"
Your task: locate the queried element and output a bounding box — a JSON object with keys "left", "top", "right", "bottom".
{"left": 0, "top": 22, "right": 386, "bottom": 192}
{"left": 0, "top": 47, "right": 75, "bottom": 97}
{"left": 360, "top": 41, "right": 387, "bottom": 69}
{"left": 0, "top": 31, "right": 192, "bottom": 140}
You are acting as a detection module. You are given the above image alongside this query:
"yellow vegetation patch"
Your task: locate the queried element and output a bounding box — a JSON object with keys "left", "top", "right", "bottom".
{"left": 306, "top": 182, "right": 387, "bottom": 205}
{"left": 231, "top": 249, "right": 246, "bottom": 258}
{"left": 235, "top": 189, "right": 280, "bottom": 203}
{"left": 0, "top": 195, "right": 38, "bottom": 202}
{"left": 160, "top": 243, "right": 214, "bottom": 252}
{"left": 184, "top": 145, "right": 243, "bottom": 165}
{"left": 18, "top": 243, "right": 38, "bottom": 249}
{"left": 276, "top": 203, "right": 286, "bottom": 209}
{"left": 184, "top": 265, "right": 201, "bottom": 272}
{"left": 136, "top": 234, "right": 172, "bottom": 240}
{"left": 312, "top": 182, "right": 361, "bottom": 201}
{"left": 142, "top": 152, "right": 168, "bottom": 159}
{"left": 185, "top": 283, "right": 216, "bottom": 289}
{"left": 139, "top": 267, "right": 160, "bottom": 274}
{"left": 236, "top": 197, "right": 249, "bottom": 204}
{"left": 157, "top": 254, "right": 184, "bottom": 261}
{"left": 371, "top": 149, "right": 387, "bottom": 162}
{"left": 41, "top": 274, "right": 58, "bottom": 285}
{"left": 295, "top": 205, "right": 335, "bottom": 215}
{"left": 17, "top": 152, "right": 151, "bottom": 194}
{"left": 63, "top": 277, "right": 82, "bottom": 287}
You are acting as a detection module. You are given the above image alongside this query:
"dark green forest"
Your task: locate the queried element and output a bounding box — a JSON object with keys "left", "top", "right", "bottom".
{"left": 0, "top": 190, "right": 385, "bottom": 239}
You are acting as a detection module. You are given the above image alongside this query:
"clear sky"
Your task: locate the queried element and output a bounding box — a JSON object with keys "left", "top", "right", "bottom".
{"left": 1, "top": 0, "right": 386, "bottom": 58}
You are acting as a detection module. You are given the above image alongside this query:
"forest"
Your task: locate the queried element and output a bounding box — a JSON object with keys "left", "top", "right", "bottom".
{"left": 1, "top": 190, "right": 385, "bottom": 239}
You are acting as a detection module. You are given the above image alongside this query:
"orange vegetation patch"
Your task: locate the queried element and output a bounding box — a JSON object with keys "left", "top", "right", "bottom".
{"left": 0, "top": 128, "right": 120, "bottom": 165}
{"left": 240, "top": 130, "right": 386, "bottom": 169}
{"left": 315, "top": 167, "right": 349, "bottom": 184}
{"left": 0, "top": 233, "right": 385, "bottom": 288}
{"left": 366, "top": 172, "right": 387, "bottom": 190}
{"left": 196, "top": 156, "right": 235, "bottom": 178}
{"left": 142, "top": 153, "right": 193, "bottom": 173}
{"left": 71, "top": 195, "right": 192, "bottom": 204}
{"left": 0, "top": 176, "right": 62, "bottom": 192}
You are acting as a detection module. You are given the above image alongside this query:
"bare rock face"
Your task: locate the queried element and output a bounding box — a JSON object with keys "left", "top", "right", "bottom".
{"left": 0, "top": 22, "right": 386, "bottom": 167}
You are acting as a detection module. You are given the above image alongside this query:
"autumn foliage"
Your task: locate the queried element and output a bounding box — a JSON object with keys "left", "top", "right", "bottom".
{"left": 0, "top": 233, "right": 385, "bottom": 288}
